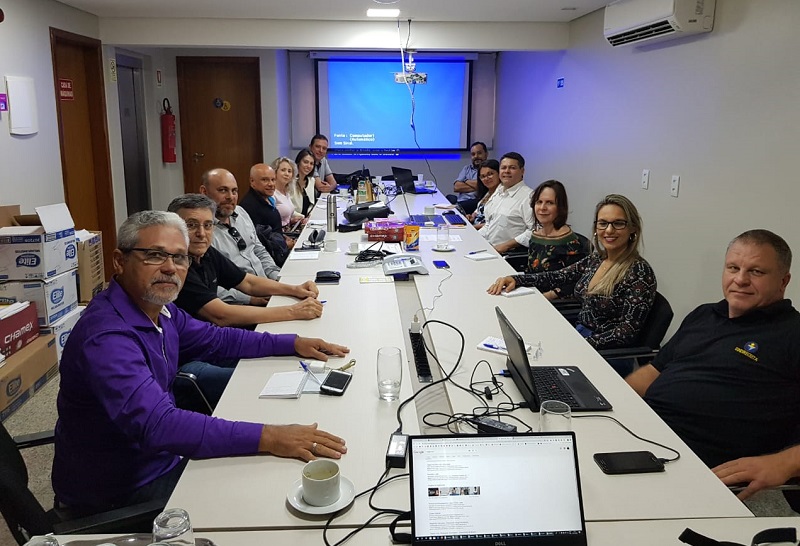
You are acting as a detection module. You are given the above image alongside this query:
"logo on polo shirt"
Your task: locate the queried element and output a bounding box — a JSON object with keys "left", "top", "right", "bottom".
{"left": 734, "top": 341, "right": 759, "bottom": 362}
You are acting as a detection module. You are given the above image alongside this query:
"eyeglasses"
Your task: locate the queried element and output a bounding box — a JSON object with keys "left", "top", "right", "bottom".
{"left": 126, "top": 248, "right": 190, "bottom": 267}
{"left": 185, "top": 220, "right": 214, "bottom": 232}
{"left": 224, "top": 224, "right": 247, "bottom": 251}
{"left": 595, "top": 220, "right": 629, "bottom": 230}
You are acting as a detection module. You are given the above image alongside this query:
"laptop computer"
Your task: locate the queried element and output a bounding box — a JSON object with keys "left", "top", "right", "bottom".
{"left": 392, "top": 166, "right": 436, "bottom": 194}
{"left": 409, "top": 433, "right": 588, "bottom": 546}
{"left": 496, "top": 307, "right": 612, "bottom": 412}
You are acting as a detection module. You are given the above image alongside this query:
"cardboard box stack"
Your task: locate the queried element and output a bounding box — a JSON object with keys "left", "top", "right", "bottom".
{"left": 0, "top": 203, "right": 82, "bottom": 420}
{"left": 75, "top": 230, "right": 104, "bottom": 304}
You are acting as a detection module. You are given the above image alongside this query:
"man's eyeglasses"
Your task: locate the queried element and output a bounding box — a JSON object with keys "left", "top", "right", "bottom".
{"left": 126, "top": 248, "right": 190, "bottom": 267}
{"left": 185, "top": 220, "right": 214, "bottom": 232}
{"left": 595, "top": 220, "right": 629, "bottom": 230}
{"left": 224, "top": 224, "right": 247, "bottom": 251}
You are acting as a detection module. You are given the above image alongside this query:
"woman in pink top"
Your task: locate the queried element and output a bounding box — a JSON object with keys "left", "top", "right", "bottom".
{"left": 271, "top": 156, "right": 306, "bottom": 230}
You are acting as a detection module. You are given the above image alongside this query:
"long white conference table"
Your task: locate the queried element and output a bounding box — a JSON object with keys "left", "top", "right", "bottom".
{"left": 50, "top": 517, "right": 800, "bottom": 545}
{"left": 167, "top": 185, "right": 753, "bottom": 535}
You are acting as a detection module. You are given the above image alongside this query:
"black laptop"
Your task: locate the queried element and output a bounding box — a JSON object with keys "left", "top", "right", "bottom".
{"left": 409, "top": 433, "right": 588, "bottom": 546}
{"left": 392, "top": 166, "right": 436, "bottom": 194}
{"left": 496, "top": 307, "right": 612, "bottom": 412}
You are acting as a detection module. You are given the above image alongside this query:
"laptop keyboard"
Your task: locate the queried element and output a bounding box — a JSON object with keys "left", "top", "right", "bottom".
{"left": 531, "top": 367, "right": 579, "bottom": 408}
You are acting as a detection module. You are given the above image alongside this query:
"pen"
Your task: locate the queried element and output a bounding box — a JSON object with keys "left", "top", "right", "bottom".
{"left": 483, "top": 343, "right": 503, "bottom": 350}
{"left": 320, "top": 300, "right": 327, "bottom": 304}
{"left": 468, "top": 249, "right": 487, "bottom": 255}
{"left": 299, "top": 361, "right": 324, "bottom": 385}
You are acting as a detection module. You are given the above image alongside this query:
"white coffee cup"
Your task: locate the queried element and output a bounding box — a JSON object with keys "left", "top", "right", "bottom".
{"left": 302, "top": 459, "right": 341, "bottom": 506}
{"left": 324, "top": 239, "right": 338, "bottom": 252}
{"left": 349, "top": 242, "right": 361, "bottom": 254}
{"left": 417, "top": 173, "right": 424, "bottom": 182}
{"left": 424, "top": 205, "right": 435, "bottom": 215}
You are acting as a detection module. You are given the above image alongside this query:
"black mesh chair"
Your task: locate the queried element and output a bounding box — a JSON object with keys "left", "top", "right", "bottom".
{"left": 559, "top": 291, "right": 674, "bottom": 364}
{"left": 0, "top": 422, "right": 164, "bottom": 545}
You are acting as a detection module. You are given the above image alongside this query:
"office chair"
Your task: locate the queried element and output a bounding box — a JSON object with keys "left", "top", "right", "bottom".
{"left": 0, "top": 421, "right": 165, "bottom": 545}
{"left": 173, "top": 371, "right": 214, "bottom": 416}
{"left": 559, "top": 291, "right": 673, "bottom": 364}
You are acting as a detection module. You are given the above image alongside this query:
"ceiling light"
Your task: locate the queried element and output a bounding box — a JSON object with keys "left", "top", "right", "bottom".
{"left": 372, "top": 0, "right": 400, "bottom": 3}
{"left": 367, "top": 8, "right": 400, "bottom": 17}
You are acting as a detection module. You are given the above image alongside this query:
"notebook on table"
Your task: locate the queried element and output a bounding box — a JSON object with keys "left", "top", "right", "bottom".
{"left": 409, "top": 433, "right": 587, "bottom": 546}
{"left": 496, "top": 307, "right": 612, "bottom": 412}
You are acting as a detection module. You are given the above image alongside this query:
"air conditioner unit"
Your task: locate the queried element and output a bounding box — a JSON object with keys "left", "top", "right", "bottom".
{"left": 603, "top": 0, "right": 716, "bottom": 47}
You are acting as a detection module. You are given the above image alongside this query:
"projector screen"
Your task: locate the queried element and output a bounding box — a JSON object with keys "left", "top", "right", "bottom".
{"left": 316, "top": 58, "right": 472, "bottom": 151}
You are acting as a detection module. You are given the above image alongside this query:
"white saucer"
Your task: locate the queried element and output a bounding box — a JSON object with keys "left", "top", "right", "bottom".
{"left": 287, "top": 476, "right": 356, "bottom": 515}
{"left": 432, "top": 245, "right": 456, "bottom": 252}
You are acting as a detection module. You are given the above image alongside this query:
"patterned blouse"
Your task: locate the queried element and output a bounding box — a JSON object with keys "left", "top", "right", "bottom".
{"left": 527, "top": 230, "right": 586, "bottom": 273}
{"left": 512, "top": 254, "right": 657, "bottom": 349}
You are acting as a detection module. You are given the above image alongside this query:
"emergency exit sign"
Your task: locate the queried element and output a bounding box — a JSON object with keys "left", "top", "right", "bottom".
{"left": 59, "top": 79, "right": 74, "bottom": 101}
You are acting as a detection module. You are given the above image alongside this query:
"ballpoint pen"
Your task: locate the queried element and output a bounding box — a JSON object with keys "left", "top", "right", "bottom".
{"left": 299, "top": 361, "right": 324, "bottom": 385}
{"left": 483, "top": 343, "right": 503, "bottom": 350}
{"left": 468, "top": 249, "right": 487, "bottom": 255}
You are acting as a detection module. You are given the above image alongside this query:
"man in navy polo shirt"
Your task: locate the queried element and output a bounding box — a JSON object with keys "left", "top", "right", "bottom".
{"left": 626, "top": 229, "right": 800, "bottom": 500}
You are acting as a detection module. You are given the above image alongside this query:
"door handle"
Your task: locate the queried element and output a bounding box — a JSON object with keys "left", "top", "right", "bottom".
{"left": 192, "top": 152, "right": 205, "bottom": 163}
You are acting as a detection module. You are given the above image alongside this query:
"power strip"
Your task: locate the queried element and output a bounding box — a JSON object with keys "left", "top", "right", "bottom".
{"left": 346, "top": 260, "right": 382, "bottom": 269}
{"left": 473, "top": 416, "right": 517, "bottom": 435}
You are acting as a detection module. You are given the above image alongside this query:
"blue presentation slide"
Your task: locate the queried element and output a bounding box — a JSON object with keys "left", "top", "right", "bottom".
{"left": 325, "top": 60, "right": 467, "bottom": 150}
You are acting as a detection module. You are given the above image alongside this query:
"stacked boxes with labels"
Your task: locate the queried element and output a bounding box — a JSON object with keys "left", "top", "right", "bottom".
{"left": 0, "top": 203, "right": 79, "bottom": 328}
{"left": 76, "top": 230, "right": 104, "bottom": 304}
{"left": 0, "top": 203, "right": 79, "bottom": 419}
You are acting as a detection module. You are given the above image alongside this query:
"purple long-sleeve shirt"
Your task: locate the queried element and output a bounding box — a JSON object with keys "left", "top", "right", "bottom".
{"left": 52, "top": 279, "right": 297, "bottom": 508}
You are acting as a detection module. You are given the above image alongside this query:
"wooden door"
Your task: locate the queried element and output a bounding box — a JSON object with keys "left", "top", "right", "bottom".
{"left": 176, "top": 57, "right": 262, "bottom": 195}
{"left": 50, "top": 28, "right": 116, "bottom": 280}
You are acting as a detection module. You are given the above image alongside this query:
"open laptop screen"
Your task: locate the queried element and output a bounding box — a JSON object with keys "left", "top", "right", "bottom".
{"left": 392, "top": 166, "right": 416, "bottom": 193}
{"left": 410, "top": 433, "right": 587, "bottom": 546}
{"left": 496, "top": 306, "right": 540, "bottom": 410}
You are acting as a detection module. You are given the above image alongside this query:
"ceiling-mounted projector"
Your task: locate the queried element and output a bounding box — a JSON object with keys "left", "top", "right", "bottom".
{"left": 394, "top": 73, "right": 427, "bottom": 84}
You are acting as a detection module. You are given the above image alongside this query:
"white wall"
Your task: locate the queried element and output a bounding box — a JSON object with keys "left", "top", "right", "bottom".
{"left": 0, "top": 0, "right": 98, "bottom": 212}
{"left": 495, "top": 0, "right": 800, "bottom": 335}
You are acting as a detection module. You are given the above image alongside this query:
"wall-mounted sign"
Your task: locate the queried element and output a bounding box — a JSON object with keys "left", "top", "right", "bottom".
{"left": 0, "top": 94, "right": 7, "bottom": 112}
{"left": 59, "top": 79, "right": 74, "bottom": 101}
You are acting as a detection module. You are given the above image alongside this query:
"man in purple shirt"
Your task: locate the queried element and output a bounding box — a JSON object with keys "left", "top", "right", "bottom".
{"left": 53, "top": 210, "right": 349, "bottom": 511}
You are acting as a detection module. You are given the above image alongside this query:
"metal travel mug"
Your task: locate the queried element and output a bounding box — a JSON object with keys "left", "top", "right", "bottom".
{"left": 327, "top": 194, "right": 338, "bottom": 232}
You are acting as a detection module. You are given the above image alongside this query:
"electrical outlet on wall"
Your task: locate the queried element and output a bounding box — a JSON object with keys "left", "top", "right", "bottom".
{"left": 641, "top": 169, "right": 650, "bottom": 190}
{"left": 670, "top": 175, "right": 680, "bottom": 198}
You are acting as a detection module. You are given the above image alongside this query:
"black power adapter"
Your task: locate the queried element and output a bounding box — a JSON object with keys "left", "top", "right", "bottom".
{"left": 386, "top": 433, "right": 409, "bottom": 468}
{"left": 473, "top": 416, "right": 517, "bottom": 435}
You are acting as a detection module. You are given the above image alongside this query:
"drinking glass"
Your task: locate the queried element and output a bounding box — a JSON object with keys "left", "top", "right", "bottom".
{"left": 539, "top": 400, "right": 572, "bottom": 432}
{"left": 377, "top": 346, "right": 403, "bottom": 401}
{"left": 436, "top": 224, "right": 450, "bottom": 250}
{"left": 23, "top": 538, "right": 59, "bottom": 546}
{"left": 152, "top": 507, "right": 194, "bottom": 545}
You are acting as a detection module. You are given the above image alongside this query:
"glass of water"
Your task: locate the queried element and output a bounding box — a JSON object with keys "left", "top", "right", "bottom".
{"left": 377, "top": 346, "right": 403, "bottom": 401}
{"left": 152, "top": 507, "right": 194, "bottom": 545}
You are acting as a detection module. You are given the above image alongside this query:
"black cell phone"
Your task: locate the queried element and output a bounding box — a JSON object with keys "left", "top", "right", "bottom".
{"left": 319, "top": 370, "right": 353, "bottom": 396}
{"left": 593, "top": 451, "right": 665, "bottom": 475}
{"left": 315, "top": 270, "right": 341, "bottom": 284}
{"left": 433, "top": 260, "right": 450, "bottom": 269}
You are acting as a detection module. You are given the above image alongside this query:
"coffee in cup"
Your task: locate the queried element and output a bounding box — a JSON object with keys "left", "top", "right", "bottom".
{"left": 302, "top": 459, "right": 341, "bottom": 506}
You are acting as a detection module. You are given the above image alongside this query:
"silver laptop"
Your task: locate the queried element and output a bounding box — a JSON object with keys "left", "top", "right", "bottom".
{"left": 409, "top": 433, "right": 588, "bottom": 546}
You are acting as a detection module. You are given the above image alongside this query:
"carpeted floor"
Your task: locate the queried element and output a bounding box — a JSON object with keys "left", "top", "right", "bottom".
{"left": 1, "top": 374, "right": 797, "bottom": 545}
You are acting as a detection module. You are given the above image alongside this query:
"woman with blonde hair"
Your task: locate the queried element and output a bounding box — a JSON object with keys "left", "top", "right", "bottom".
{"left": 271, "top": 156, "right": 307, "bottom": 230}
{"left": 488, "top": 194, "right": 656, "bottom": 375}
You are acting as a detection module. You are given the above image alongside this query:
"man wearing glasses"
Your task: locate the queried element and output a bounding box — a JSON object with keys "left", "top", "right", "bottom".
{"left": 167, "top": 193, "right": 322, "bottom": 326}
{"left": 53, "top": 210, "right": 348, "bottom": 513}
{"left": 200, "top": 168, "right": 292, "bottom": 305}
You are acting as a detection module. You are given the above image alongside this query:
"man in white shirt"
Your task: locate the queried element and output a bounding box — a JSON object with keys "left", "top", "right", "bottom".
{"left": 310, "top": 134, "right": 337, "bottom": 193}
{"left": 481, "top": 152, "right": 534, "bottom": 254}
